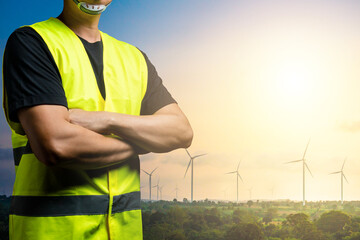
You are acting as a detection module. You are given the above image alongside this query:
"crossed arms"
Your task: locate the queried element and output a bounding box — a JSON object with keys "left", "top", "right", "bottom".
{"left": 18, "top": 103, "right": 193, "bottom": 169}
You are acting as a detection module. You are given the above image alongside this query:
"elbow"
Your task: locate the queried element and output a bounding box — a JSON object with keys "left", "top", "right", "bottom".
{"left": 172, "top": 117, "right": 193, "bottom": 150}
{"left": 151, "top": 126, "right": 193, "bottom": 154}
{"left": 171, "top": 122, "right": 193, "bottom": 150}
{"left": 181, "top": 125, "right": 193, "bottom": 149}
{"left": 37, "top": 139, "right": 73, "bottom": 167}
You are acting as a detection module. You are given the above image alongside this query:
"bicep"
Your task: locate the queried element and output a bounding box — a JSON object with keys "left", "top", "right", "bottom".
{"left": 153, "top": 103, "right": 192, "bottom": 131}
{"left": 18, "top": 104, "right": 70, "bottom": 138}
{"left": 153, "top": 103, "right": 184, "bottom": 116}
{"left": 18, "top": 105, "right": 70, "bottom": 165}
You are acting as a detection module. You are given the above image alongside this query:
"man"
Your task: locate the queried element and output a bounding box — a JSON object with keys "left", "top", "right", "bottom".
{"left": 2, "top": 0, "right": 193, "bottom": 239}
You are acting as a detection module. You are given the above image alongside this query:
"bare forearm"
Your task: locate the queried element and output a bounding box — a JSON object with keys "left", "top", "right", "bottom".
{"left": 106, "top": 112, "right": 192, "bottom": 152}
{"left": 46, "top": 122, "right": 136, "bottom": 169}
{"left": 69, "top": 104, "right": 193, "bottom": 153}
{"left": 19, "top": 105, "right": 137, "bottom": 170}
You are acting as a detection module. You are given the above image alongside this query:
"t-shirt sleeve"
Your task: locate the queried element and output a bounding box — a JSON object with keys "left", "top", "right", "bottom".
{"left": 139, "top": 51, "right": 177, "bottom": 115}
{"left": 3, "top": 27, "right": 68, "bottom": 123}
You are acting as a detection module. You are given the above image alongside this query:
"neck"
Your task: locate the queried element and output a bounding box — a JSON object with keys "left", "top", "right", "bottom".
{"left": 58, "top": 0, "right": 101, "bottom": 43}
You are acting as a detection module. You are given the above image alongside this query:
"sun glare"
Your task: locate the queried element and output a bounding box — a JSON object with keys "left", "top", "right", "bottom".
{"left": 274, "top": 62, "right": 315, "bottom": 101}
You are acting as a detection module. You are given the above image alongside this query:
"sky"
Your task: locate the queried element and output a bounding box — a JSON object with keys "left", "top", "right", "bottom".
{"left": 1, "top": 0, "right": 360, "bottom": 202}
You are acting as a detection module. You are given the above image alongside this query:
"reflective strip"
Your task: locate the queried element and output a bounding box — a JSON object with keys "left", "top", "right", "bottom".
{"left": 112, "top": 191, "right": 140, "bottom": 214}
{"left": 10, "top": 191, "right": 140, "bottom": 217}
{"left": 13, "top": 142, "right": 33, "bottom": 166}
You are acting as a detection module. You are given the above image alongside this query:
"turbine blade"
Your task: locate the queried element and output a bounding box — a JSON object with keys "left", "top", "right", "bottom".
{"left": 302, "top": 138, "right": 311, "bottom": 160}
{"left": 150, "top": 167, "right": 158, "bottom": 175}
{"left": 343, "top": 173, "right": 349, "bottom": 183}
{"left": 185, "top": 149, "right": 192, "bottom": 158}
{"left": 342, "top": 157, "right": 347, "bottom": 171}
{"left": 237, "top": 160, "right": 241, "bottom": 171}
{"left": 237, "top": 173, "right": 244, "bottom": 183}
{"left": 141, "top": 169, "right": 150, "bottom": 175}
{"left": 225, "top": 171, "right": 237, "bottom": 174}
{"left": 329, "top": 171, "right": 341, "bottom": 175}
{"left": 284, "top": 160, "right": 302, "bottom": 164}
{"left": 184, "top": 160, "right": 192, "bottom": 178}
{"left": 193, "top": 153, "right": 207, "bottom": 159}
{"left": 305, "top": 163, "right": 314, "bottom": 177}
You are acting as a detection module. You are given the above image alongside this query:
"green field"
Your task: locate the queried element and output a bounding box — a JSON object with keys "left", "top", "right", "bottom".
{"left": 141, "top": 199, "right": 360, "bottom": 240}
{"left": 2, "top": 196, "right": 360, "bottom": 240}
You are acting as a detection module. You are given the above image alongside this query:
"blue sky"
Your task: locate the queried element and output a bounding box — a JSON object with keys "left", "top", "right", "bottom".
{"left": 2, "top": 0, "right": 360, "bottom": 201}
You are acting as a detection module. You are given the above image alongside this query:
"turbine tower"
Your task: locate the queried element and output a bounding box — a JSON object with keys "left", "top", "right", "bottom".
{"left": 285, "top": 139, "right": 313, "bottom": 206}
{"left": 174, "top": 184, "right": 180, "bottom": 200}
{"left": 152, "top": 179, "right": 160, "bottom": 201}
{"left": 269, "top": 186, "right": 275, "bottom": 200}
{"left": 226, "top": 161, "right": 244, "bottom": 203}
{"left": 159, "top": 185, "right": 164, "bottom": 200}
{"left": 184, "top": 149, "right": 207, "bottom": 203}
{"left": 142, "top": 167, "right": 157, "bottom": 201}
{"left": 330, "top": 158, "right": 348, "bottom": 205}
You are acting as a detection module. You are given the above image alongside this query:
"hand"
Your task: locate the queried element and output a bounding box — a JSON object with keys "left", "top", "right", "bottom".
{"left": 69, "top": 109, "right": 111, "bottom": 135}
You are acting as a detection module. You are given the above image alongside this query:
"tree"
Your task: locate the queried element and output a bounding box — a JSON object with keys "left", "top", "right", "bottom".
{"left": 165, "top": 231, "right": 186, "bottom": 240}
{"left": 225, "top": 223, "right": 264, "bottom": 240}
{"left": 149, "top": 211, "right": 166, "bottom": 225}
{"left": 197, "top": 229, "right": 224, "bottom": 240}
{"left": 283, "top": 213, "right": 321, "bottom": 240}
{"left": 284, "top": 213, "right": 309, "bottom": 227}
{"left": 263, "top": 208, "right": 278, "bottom": 224}
{"left": 264, "top": 223, "right": 277, "bottom": 237}
{"left": 247, "top": 200, "right": 254, "bottom": 208}
{"left": 204, "top": 208, "right": 222, "bottom": 228}
{"left": 232, "top": 209, "right": 258, "bottom": 224}
{"left": 343, "top": 203, "right": 356, "bottom": 214}
{"left": 316, "top": 211, "right": 351, "bottom": 234}
{"left": 344, "top": 232, "right": 360, "bottom": 240}
{"left": 184, "top": 210, "right": 206, "bottom": 232}
{"left": 166, "top": 206, "right": 187, "bottom": 228}
{"left": 144, "top": 223, "right": 169, "bottom": 240}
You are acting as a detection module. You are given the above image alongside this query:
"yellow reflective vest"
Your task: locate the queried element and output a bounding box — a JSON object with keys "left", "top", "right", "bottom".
{"left": 3, "top": 17, "right": 147, "bottom": 240}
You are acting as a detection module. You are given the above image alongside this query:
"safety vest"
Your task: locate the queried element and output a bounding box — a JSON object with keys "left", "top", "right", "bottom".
{"left": 3, "top": 17, "right": 147, "bottom": 240}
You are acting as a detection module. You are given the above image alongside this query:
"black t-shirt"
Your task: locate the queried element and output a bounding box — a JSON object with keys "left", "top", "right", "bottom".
{"left": 3, "top": 26, "right": 176, "bottom": 123}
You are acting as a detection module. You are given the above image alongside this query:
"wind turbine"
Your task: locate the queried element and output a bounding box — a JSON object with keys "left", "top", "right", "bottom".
{"left": 184, "top": 149, "right": 207, "bottom": 203}
{"left": 285, "top": 139, "right": 313, "bottom": 206}
{"left": 226, "top": 160, "right": 244, "bottom": 203}
{"left": 173, "top": 184, "right": 180, "bottom": 200}
{"left": 330, "top": 158, "right": 348, "bottom": 205}
{"left": 269, "top": 186, "right": 275, "bottom": 200}
{"left": 141, "top": 167, "right": 157, "bottom": 201}
{"left": 159, "top": 185, "right": 165, "bottom": 200}
{"left": 152, "top": 179, "right": 160, "bottom": 201}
